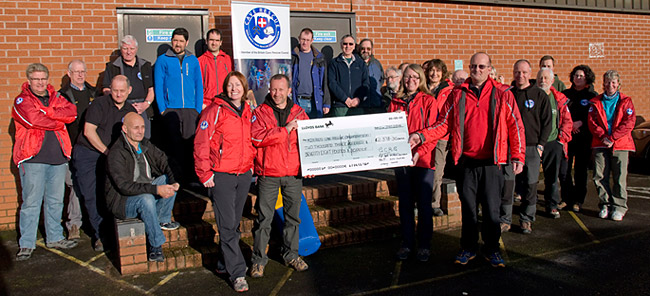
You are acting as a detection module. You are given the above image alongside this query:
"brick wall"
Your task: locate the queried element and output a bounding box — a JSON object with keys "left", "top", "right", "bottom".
{"left": 1, "top": 0, "right": 648, "bottom": 230}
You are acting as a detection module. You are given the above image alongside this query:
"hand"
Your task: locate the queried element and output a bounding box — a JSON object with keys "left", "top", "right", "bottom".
{"left": 351, "top": 97, "right": 361, "bottom": 107}
{"left": 394, "top": 109, "right": 404, "bottom": 113}
{"left": 102, "top": 88, "right": 111, "bottom": 95}
{"left": 171, "top": 183, "right": 180, "bottom": 191}
{"left": 203, "top": 179, "right": 215, "bottom": 188}
{"left": 572, "top": 121, "right": 583, "bottom": 134}
{"left": 411, "top": 152, "right": 420, "bottom": 166}
{"left": 322, "top": 107, "right": 330, "bottom": 115}
{"left": 304, "top": 175, "right": 316, "bottom": 179}
{"left": 131, "top": 102, "right": 149, "bottom": 114}
{"left": 408, "top": 133, "right": 422, "bottom": 149}
{"left": 286, "top": 119, "right": 298, "bottom": 133}
{"left": 157, "top": 184, "right": 177, "bottom": 198}
{"left": 603, "top": 137, "right": 614, "bottom": 148}
{"left": 537, "top": 145, "right": 544, "bottom": 157}
{"left": 512, "top": 161, "right": 523, "bottom": 175}
{"left": 344, "top": 97, "right": 354, "bottom": 108}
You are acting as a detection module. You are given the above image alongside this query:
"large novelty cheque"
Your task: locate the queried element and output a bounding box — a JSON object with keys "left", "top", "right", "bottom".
{"left": 298, "top": 113, "right": 412, "bottom": 176}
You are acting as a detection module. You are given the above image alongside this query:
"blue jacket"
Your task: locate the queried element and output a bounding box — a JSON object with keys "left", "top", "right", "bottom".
{"left": 361, "top": 56, "right": 384, "bottom": 109}
{"left": 291, "top": 47, "right": 330, "bottom": 118}
{"left": 154, "top": 49, "right": 203, "bottom": 113}
{"left": 327, "top": 53, "right": 369, "bottom": 108}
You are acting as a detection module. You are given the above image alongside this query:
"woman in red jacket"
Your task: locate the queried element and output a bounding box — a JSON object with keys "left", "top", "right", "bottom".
{"left": 588, "top": 70, "right": 635, "bottom": 222}
{"left": 194, "top": 71, "right": 255, "bottom": 292}
{"left": 389, "top": 64, "right": 437, "bottom": 262}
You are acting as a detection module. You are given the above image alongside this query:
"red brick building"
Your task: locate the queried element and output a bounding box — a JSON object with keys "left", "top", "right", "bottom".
{"left": 1, "top": 0, "right": 648, "bottom": 230}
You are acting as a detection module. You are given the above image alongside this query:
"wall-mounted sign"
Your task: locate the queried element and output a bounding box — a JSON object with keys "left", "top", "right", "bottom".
{"left": 145, "top": 29, "right": 174, "bottom": 43}
{"left": 589, "top": 43, "right": 605, "bottom": 58}
{"left": 454, "top": 60, "right": 463, "bottom": 71}
{"left": 231, "top": 2, "right": 291, "bottom": 59}
{"left": 313, "top": 30, "right": 336, "bottom": 43}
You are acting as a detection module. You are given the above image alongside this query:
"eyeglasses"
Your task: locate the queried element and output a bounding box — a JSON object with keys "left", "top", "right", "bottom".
{"left": 28, "top": 77, "right": 48, "bottom": 82}
{"left": 404, "top": 76, "right": 420, "bottom": 80}
{"left": 360, "top": 47, "right": 372, "bottom": 51}
{"left": 342, "top": 43, "right": 355, "bottom": 46}
{"left": 387, "top": 75, "right": 400, "bottom": 79}
{"left": 71, "top": 70, "right": 86, "bottom": 75}
{"left": 469, "top": 64, "right": 489, "bottom": 70}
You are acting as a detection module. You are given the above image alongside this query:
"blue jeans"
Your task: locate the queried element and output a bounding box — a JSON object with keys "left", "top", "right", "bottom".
{"left": 124, "top": 175, "right": 176, "bottom": 248}
{"left": 18, "top": 163, "right": 68, "bottom": 249}
{"left": 297, "top": 98, "right": 319, "bottom": 119}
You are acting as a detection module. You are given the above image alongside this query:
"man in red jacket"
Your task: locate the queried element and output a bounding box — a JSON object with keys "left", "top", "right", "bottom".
{"left": 588, "top": 70, "right": 635, "bottom": 221}
{"left": 409, "top": 52, "right": 525, "bottom": 268}
{"left": 250, "top": 74, "right": 310, "bottom": 278}
{"left": 13, "top": 63, "right": 79, "bottom": 261}
{"left": 198, "top": 28, "right": 233, "bottom": 109}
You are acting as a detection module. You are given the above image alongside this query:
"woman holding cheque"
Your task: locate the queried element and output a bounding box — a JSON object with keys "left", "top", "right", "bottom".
{"left": 194, "top": 71, "right": 256, "bottom": 293}
{"left": 389, "top": 64, "right": 439, "bottom": 262}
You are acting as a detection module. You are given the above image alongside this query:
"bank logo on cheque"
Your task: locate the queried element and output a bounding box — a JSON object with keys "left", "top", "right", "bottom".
{"left": 244, "top": 8, "right": 281, "bottom": 50}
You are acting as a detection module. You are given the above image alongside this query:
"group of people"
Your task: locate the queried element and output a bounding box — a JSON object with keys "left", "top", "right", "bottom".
{"left": 11, "top": 24, "right": 636, "bottom": 293}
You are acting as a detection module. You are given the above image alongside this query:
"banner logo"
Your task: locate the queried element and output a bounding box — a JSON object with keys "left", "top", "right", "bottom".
{"left": 244, "top": 8, "right": 281, "bottom": 50}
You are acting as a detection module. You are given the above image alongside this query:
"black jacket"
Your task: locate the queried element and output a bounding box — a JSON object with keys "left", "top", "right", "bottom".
{"left": 105, "top": 133, "right": 176, "bottom": 219}
{"left": 563, "top": 86, "right": 598, "bottom": 143}
{"left": 59, "top": 82, "right": 96, "bottom": 144}
{"left": 510, "top": 81, "right": 552, "bottom": 147}
{"left": 327, "top": 53, "right": 369, "bottom": 108}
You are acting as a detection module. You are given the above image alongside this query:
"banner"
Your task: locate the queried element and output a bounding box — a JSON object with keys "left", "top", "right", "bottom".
{"left": 297, "top": 113, "right": 413, "bottom": 176}
{"left": 231, "top": 2, "right": 291, "bottom": 60}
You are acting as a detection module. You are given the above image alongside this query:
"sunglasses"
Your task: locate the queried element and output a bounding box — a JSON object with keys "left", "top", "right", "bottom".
{"left": 469, "top": 64, "right": 489, "bottom": 70}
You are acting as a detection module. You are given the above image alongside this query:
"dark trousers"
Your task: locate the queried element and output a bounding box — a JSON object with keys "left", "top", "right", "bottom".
{"left": 559, "top": 138, "right": 591, "bottom": 205}
{"left": 516, "top": 146, "right": 541, "bottom": 223}
{"left": 542, "top": 140, "right": 563, "bottom": 210}
{"left": 457, "top": 158, "right": 503, "bottom": 253}
{"left": 72, "top": 144, "right": 106, "bottom": 241}
{"left": 395, "top": 166, "right": 434, "bottom": 250}
{"left": 162, "top": 108, "right": 198, "bottom": 183}
{"left": 252, "top": 176, "right": 302, "bottom": 265}
{"left": 500, "top": 163, "right": 515, "bottom": 224}
{"left": 209, "top": 171, "right": 251, "bottom": 282}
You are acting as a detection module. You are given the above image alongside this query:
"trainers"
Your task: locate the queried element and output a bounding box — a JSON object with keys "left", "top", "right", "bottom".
{"left": 484, "top": 251, "right": 506, "bottom": 267}
{"left": 454, "top": 250, "right": 476, "bottom": 265}
{"left": 15, "top": 248, "right": 34, "bottom": 261}
{"left": 557, "top": 201, "right": 567, "bottom": 210}
{"left": 93, "top": 240, "right": 104, "bottom": 252}
{"left": 514, "top": 193, "right": 522, "bottom": 203}
{"left": 286, "top": 257, "right": 309, "bottom": 272}
{"left": 396, "top": 247, "right": 410, "bottom": 260}
{"left": 521, "top": 221, "right": 532, "bottom": 234}
{"left": 611, "top": 211, "right": 625, "bottom": 221}
{"left": 233, "top": 277, "right": 249, "bottom": 293}
{"left": 599, "top": 205, "right": 609, "bottom": 219}
{"left": 572, "top": 203, "right": 581, "bottom": 213}
{"left": 416, "top": 248, "right": 430, "bottom": 262}
{"left": 250, "top": 263, "right": 265, "bottom": 278}
{"left": 46, "top": 239, "right": 78, "bottom": 249}
{"left": 550, "top": 209, "right": 561, "bottom": 219}
{"left": 148, "top": 246, "right": 165, "bottom": 262}
{"left": 500, "top": 223, "right": 511, "bottom": 233}
{"left": 160, "top": 221, "right": 180, "bottom": 230}
{"left": 68, "top": 225, "right": 80, "bottom": 240}
{"left": 433, "top": 207, "right": 444, "bottom": 217}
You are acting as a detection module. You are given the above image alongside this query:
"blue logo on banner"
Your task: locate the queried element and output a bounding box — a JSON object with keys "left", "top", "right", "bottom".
{"left": 525, "top": 99, "right": 535, "bottom": 109}
{"left": 200, "top": 120, "right": 209, "bottom": 130}
{"left": 244, "top": 7, "right": 281, "bottom": 50}
{"left": 626, "top": 108, "right": 633, "bottom": 115}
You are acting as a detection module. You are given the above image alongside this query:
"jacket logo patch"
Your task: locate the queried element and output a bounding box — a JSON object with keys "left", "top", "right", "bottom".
{"left": 580, "top": 99, "right": 589, "bottom": 106}
{"left": 626, "top": 108, "right": 633, "bottom": 115}
{"left": 16, "top": 97, "right": 23, "bottom": 105}
{"left": 200, "top": 120, "right": 209, "bottom": 130}
{"left": 589, "top": 106, "right": 593, "bottom": 112}
{"left": 252, "top": 115, "right": 257, "bottom": 123}
{"left": 524, "top": 99, "right": 535, "bottom": 109}
{"left": 137, "top": 72, "right": 142, "bottom": 80}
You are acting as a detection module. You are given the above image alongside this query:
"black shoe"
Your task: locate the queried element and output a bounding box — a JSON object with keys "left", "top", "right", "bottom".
{"left": 148, "top": 246, "right": 165, "bottom": 262}
{"left": 160, "top": 221, "right": 180, "bottom": 230}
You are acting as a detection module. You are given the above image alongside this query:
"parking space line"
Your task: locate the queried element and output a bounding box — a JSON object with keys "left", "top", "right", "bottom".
{"left": 568, "top": 211, "right": 601, "bottom": 244}
{"left": 146, "top": 271, "right": 179, "bottom": 294}
{"left": 390, "top": 261, "right": 402, "bottom": 287}
{"left": 85, "top": 252, "right": 106, "bottom": 265}
{"left": 268, "top": 269, "right": 293, "bottom": 296}
{"left": 349, "top": 229, "right": 650, "bottom": 296}
{"left": 36, "top": 240, "right": 147, "bottom": 294}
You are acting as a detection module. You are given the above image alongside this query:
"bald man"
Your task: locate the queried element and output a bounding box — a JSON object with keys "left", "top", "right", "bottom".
{"left": 72, "top": 75, "right": 136, "bottom": 252}
{"left": 106, "top": 112, "right": 180, "bottom": 262}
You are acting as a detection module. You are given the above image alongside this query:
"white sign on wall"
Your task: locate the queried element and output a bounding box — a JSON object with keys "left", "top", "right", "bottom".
{"left": 231, "top": 2, "right": 291, "bottom": 59}
{"left": 589, "top": 43, "right": 605, "bottom": 58}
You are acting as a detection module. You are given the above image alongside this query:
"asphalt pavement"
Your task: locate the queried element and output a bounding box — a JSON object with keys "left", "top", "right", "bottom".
{"left": 1, "top": 167, "right": 649, "bottom": 296}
